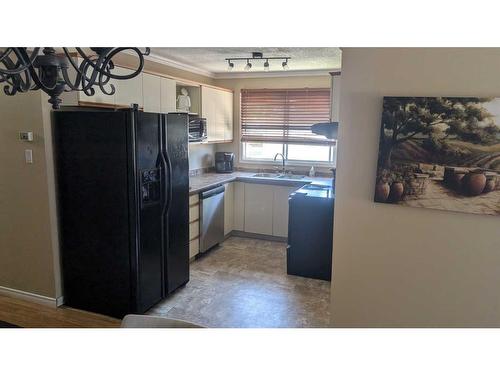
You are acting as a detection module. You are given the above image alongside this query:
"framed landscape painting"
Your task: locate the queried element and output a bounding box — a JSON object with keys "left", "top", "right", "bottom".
{"left": 374, "top": 96, "right": 500, "bottom": 216}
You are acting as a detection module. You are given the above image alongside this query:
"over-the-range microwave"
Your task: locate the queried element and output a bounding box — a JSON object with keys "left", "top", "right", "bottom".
{"left": 188, "top": 116, "right": 207, "bottom": 142}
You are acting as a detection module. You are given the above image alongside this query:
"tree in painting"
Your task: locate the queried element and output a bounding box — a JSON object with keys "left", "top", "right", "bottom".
{"left": 374, "top": 97, "right": 500, "bottom": 216}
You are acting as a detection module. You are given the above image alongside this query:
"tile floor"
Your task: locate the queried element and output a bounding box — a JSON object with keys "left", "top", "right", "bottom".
{"left": 147, "top": 236, "right": 331, "bottom": 328}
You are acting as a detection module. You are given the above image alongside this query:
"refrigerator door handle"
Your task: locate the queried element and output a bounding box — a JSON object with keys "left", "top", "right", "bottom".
{"left": 160, "top": 152, "right": 169, "bottom": 216}
{"left": 164, "top": 150, "right": 173, "bottom": 215}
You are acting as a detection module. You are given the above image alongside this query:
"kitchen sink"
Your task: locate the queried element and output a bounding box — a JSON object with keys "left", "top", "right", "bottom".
{"left": 279, "top": 174, "right": 305, "bottom": 180}
{"left": 252, "top": 173, "right": 280, "bottom": 178}
{"left": 252, "top": 173, "right": 305, "bottom": 180}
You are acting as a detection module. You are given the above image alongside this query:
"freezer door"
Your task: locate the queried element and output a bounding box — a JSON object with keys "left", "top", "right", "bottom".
{"left": 134, "top": 111, "right": 164, "bottom": 311}
{"left": 163, "top": 113, "right": 190, "bottom": 294}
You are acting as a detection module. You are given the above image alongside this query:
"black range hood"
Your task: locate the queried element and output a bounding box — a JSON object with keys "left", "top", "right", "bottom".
{"left": 311, "top": 122, "right": 339, "bottom": 140}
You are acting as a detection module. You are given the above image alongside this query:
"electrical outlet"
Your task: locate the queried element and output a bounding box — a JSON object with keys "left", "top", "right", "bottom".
{"left": 19, "top": 131, "right": 34, "bottom": 142}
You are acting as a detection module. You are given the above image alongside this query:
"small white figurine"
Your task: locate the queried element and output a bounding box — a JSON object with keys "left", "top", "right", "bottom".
{"left": 177, "top": 88, "right": 191, "bottom": 112}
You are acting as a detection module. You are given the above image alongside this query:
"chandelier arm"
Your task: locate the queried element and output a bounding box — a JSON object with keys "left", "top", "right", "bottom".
{"left": 75, "top": 47, "right": 149, "bottom": 80}
{"left": 98, "top": 47, "right": 147, "bottom": 80}
{"left": 98, "top": 64, "right": 115, "bottom": 95}
{"left": 80, "top": 54, "right": 108, "bottom": 94}
{"left": 0, "top": 48, "right": 13, "bottom": 63}
{"left": 62, "top": 48, "right": 86, "bottom": 77}
{"left": 61, "top": 66, "right": 80, "bottom": 92}
{"left": 0, "top": 48, "right": 33, "bottom": 75}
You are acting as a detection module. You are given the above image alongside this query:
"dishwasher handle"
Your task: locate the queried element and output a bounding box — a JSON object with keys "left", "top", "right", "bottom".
{"left": 200, "top": 185, "right": 225, "bottom": 199}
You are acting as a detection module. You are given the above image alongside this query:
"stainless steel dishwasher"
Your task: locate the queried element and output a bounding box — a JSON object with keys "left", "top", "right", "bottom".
{"left": 199, "top": 185, "right": 225, "bottom": 253}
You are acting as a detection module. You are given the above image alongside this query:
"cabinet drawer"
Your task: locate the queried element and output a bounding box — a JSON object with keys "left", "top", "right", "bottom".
{"left": 189, "top": 221, "right": 199, "bottom": 241}
{"left": 189, "top": 194, "right": 199, "bottom": 205}
{"left": 189, "top": 239, "right": 199, "bottom": 259}
{"left": 189, "top": 205, "right": 199, "bottom": 222}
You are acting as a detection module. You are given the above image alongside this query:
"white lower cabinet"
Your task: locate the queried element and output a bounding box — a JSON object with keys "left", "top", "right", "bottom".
{"left": 224, "top": 182, "right": 234, "bottom": 236}
{"left": 189, "top": 194, "right": 200, "bottom": 259}
{"left": 234, "top": 182, "right": 301, "bottom": 238}
{"left": 233, "top": 182, "right": 245, "bottom": 231}
{"left": 272, "top": 185, "right": 298, "bottom": 237}
{"left": 243, "top": 183, "right": 274, "bottom": 236}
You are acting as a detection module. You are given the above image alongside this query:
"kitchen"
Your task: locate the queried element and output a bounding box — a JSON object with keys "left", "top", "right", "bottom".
{"left": 0, "top": 47, "right": 340, "bottom": 328}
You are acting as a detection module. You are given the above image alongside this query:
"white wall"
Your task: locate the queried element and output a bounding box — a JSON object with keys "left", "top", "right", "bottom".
{"left": 331, "top": 48, "right": 500, "bottom": 327}
{"left": 188, "top": 143, "right": 215, "bottom": 171}
{"left": 0, "top": 91, "right": 59, "bottom": 298}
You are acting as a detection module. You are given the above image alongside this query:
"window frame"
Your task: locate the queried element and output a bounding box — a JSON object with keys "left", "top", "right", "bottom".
{"left": 239, "top": 87, "right": 335, "bottom": 166}
{"left": 240, "top": 141, "right": 336, "bottom": 167}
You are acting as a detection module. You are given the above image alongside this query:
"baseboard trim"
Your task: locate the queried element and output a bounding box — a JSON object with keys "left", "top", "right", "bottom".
{"left": 0, "top": 285, "right": 58, "bottom": 307}
{"left": 230, "top": 230, "right": 287, "bottom": 243}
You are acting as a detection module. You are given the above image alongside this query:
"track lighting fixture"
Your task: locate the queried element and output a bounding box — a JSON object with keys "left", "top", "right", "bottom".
{"left": 225, "top": 52, "right": 291, "bottom": 72}
{"left": 244, "top": 59, "right": 252, "bottom": 71}
{"left": 263, "top": 59, "right": 270, "bottom": 71}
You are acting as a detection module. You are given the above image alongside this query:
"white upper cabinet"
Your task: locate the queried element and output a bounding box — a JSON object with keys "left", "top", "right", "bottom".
{"left": 160, "top": 77, "right": 177, "bottom": 113}
{"left": 142, "top": 73, "right": 161, "bottom": 113}
{"left": 223, "top": 90, "right": 234, "bottom": 141}
{"left": 201, "top": 86, "right": 233, "bottom": 143}
{"left": 113, "top": 66, "right": 143, "bottom": 108}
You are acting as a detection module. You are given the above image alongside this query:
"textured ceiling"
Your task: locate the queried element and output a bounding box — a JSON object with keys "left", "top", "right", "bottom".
{"left": 150, "top": 47, "right": 341, "bottom": 74}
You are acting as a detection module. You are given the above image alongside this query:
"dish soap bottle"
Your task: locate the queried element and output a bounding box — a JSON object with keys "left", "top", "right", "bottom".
{"left": 309, "top": 166, "right": 315, "bottom": 177}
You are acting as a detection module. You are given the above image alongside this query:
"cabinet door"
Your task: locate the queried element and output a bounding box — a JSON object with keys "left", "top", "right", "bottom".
{"left": 214, "top": 89, "right": 225, "bottom": 142}
{"left": 202, "top": 86, "right": 216, "bottom": 141}
{"left": 233, "top": 182, "right": 245, "bottom": 231}
{"left": 224, "top": 182, "right": 234, "bottom": 236}
{"left": 142, "top": 73, "right": 161, "bottom": 113}
{"left": 223, "top": 90, "right": 233, "bottom": 141}
{"left": 113, "top": 66, "right": 143, "bottom": 107}
{"left": 272, "top": 185, "right": 298, "bottom": 237}
{"left": 244, "top": 183, "right": 274, "bottom": 235}
{"left": 160, "top": 77, "right": 177, "bottom": 113}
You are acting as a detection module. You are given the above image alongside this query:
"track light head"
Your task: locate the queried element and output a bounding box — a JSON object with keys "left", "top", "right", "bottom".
{"left": 227, "top": 61, "right": 234, "bottom": 71}
{"left": 282, "top": 59, "right": 289, "bottom": 70}
{"left": 244, "top": 59, "right": 252, "bottom": 71}
{"left": 264, "top": 59, "right": 270, "bottom": 72}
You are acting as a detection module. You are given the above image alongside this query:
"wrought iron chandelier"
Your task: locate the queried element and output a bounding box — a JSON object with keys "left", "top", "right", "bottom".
{"left": 0, "top": 47, "right": 150, "bottom": 109}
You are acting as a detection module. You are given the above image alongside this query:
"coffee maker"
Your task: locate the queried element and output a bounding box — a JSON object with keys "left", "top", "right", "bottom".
{"left": 215, "top": 152, "right": 234, "bottom": 173}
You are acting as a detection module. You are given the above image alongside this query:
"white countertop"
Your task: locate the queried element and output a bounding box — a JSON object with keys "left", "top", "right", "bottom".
{"left": 189, "top": 171, "right": 332, "bottom": 195}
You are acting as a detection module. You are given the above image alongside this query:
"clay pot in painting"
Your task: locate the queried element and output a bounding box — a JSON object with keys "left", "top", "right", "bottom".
{"left": 375, "top": 182, "right": 390, "bottom": 202}
{"left": 483, "top": 174, "right": 497, "bottom": 193}
{"left": 463, "top": 171, "right": 486, "bottom": 196}
{"left": 452, "top": 172, "right": 466, "bottom": 190}
{"left": 389, "top": 182, "right": 404, "bottom": 202}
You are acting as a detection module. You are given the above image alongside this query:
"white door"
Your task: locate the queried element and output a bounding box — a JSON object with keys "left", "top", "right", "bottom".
{"left": 272, "top": 185, "right": 298, "bottom": 237}
{"left": 160, "top": 77, "right": 177, "bottom": 113}
{"left": 244, "top": 183, "right": 274, "bottom": 235}
{"left": 113, "top": 66, "right": 143, "bottom": 107}
{"left": 224, "top": 182, "right": 234, "bottom": 235}
{"left": 142, "top": 73, "right": 161, "bottom": 112}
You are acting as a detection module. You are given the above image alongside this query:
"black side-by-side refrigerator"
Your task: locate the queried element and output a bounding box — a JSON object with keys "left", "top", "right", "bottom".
{"left": 53, "top": 109, "right": 189, "bottom": 318}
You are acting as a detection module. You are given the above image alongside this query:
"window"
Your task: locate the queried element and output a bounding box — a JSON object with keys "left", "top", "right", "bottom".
{"left": 240, "top": 88, "right": 335, "bottom": 164}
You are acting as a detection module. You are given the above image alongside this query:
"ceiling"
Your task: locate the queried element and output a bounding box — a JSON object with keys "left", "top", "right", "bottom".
{"left": 149, "top": 48, "right": 341, "bottom": 77}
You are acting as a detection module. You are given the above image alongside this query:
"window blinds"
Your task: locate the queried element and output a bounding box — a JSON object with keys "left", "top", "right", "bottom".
{"left": 240, "top": 88, "right": 333, "bottom": 145}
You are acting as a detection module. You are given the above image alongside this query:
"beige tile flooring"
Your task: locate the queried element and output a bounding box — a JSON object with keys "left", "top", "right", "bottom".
{"left": 148, "top": 236, "right": 331, "bottom": 328}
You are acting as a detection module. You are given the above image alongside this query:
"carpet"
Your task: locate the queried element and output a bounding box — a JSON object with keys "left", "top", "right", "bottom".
{"left": 0, "top": 320, "right": 20, "bottom": 328}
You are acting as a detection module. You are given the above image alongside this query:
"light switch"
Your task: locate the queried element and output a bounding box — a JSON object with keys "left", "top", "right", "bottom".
{"left": 20, "top": 131, "right": 34, "bottom": 142}
{"left": 25, "top": 149, "right": 33, "bottom": 164}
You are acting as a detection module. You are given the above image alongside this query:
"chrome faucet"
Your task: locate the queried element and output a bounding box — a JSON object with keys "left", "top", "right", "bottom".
{"left": 273, "top": 153, "right": 286, "bottom": 174}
